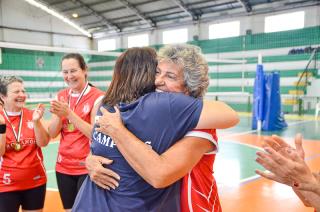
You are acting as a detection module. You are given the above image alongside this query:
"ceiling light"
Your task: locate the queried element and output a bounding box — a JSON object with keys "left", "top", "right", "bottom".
{"left": 23, "top": 0, "right": 91, "bottom": 37}
{"left": 72, "top": 13, "right": 79, "bottom": 18}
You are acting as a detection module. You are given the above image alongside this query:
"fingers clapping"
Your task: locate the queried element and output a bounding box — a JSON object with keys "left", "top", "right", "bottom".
{"left": 50, "top": 97, "right": 71, "bottom": 118}
{"left": 32, "top": 104, "right": 45, "bottom": 122}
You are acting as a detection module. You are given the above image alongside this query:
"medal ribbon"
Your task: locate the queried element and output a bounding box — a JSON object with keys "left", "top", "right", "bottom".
{"left": 3, "top": 109, "right": 23, "bottom": 144}
{"left": 68, "top": 82, "right": 89, "bottom": 112}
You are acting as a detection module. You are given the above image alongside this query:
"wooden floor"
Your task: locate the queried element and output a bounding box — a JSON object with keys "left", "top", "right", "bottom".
{"left": 41, "top": 115, "right": 320, "bottom": 212}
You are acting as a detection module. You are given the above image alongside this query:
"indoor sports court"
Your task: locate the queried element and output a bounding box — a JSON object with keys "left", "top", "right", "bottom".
{"left": 40, "top": 115, "right": 320, "bottom": 211}
{"left": 0, "top": 0, "right": 319, "bottom": 211}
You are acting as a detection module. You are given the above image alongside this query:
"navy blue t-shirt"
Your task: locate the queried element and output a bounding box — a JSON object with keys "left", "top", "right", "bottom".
{"left": 73, "top": 92, "right": 203, "bottom": 212}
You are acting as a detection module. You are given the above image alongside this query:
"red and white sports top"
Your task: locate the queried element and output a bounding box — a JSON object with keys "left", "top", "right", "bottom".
{"left": 56, "top": 86, "right": 104, "bottom": 175}
{"left": 181, "top": 129, "right": 222, "bottom": 212}
{"left": 0, "top": 108, "right": 46, "bottom": 192}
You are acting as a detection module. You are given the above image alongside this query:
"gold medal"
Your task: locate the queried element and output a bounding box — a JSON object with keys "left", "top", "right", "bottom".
{"left": 67, "top": 123, "right": 75, "bottom": 132}
{"left": 3, "top": 110, "right": 24, "bottom": 152}
{"left": 14, "top": 143, "right": 22, "bottom": 151}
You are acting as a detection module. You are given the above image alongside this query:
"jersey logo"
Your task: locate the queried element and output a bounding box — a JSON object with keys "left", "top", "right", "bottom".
{"left": 57, "top": 154, "right": 62, "bottom": 163}
{"left": 33, "top": 175, "right": 41, "bottom": 180}
{"left": 27, "top": 121, "right": 34, "bottom": 129}
{"left": 92, "top": 131, "right": 117, "bottom": 148}
{"left": 145, "top": 141, "right": 152, "bottom": 149}
{"left": 83, "top": 103, "right": 90, "bottom": 114}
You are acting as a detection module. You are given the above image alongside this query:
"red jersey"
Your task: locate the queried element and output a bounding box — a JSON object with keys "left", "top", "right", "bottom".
{"left": 56, "top": 86, "right": 104, "bottom": 175}
{"left": 181, "top": 129, "right": 222, "bottom": 212}
{"left": 0, "top": 108, "right": 46, "bottom": 192}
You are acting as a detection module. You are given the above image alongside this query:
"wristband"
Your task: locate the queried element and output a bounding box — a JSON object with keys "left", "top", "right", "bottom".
{"left": 0, "top": 124, "right": 6, "bottom": 134}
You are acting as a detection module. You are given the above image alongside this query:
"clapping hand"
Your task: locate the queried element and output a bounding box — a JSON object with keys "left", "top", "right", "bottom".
{"left": 255, "top": 134, "right": 313, "bottom": 186}
{"left": 297, "top": 172, "right": 320, "bottom": 195}
{"left": 32, "top": 104, "right": 45, "bottom": 122}
{"left": 50, "top": 97, "right": 71, "bottom": 118}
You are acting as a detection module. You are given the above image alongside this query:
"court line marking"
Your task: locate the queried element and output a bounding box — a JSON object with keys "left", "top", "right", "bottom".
{"left": 49, "top": 140, "right": 59, "bottom": 145}
{"left": 46, "top": 170, "right": 55, "bottom": 174}
{"left": 306, "top": 153, "right": 320, "bottom": 161}
{"left": 240, "top": 175, "right": 260, "bottom": 185}
{"left": 46, "top": 141, "right": 58, "bottom": 191}
{"left": 45, "top": 119, "right": 317, "bottom": 189}
{"left": 226, "top": 119, "right": 319, "bottom": 185}
{"left": 221, "top": 119, "right": 314, "bottom": 139}
{"left": 46, "top": 140, "right": 59, "bottom": 176}
{"left": 47, "top": 188, "right": 58, "bottom": 191}
{"left": 220, "top": 139, "right": 263, "bottom": 150}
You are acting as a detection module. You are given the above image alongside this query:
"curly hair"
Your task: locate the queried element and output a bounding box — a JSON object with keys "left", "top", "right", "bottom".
{"left": 0, "top": 76, "right": 23, "bottom": 96}
{"left": 158, "top": 44, "right": 209, "bottom": 98}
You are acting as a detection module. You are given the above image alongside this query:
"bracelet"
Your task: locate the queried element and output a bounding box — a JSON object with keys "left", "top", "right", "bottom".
{"left": 0, "top": 124, "right": 6, "bottom": 134}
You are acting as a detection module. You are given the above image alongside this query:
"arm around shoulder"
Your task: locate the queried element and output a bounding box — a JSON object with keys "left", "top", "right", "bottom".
{"left": 196, "top": 100, "right": 239, "bottom": 129}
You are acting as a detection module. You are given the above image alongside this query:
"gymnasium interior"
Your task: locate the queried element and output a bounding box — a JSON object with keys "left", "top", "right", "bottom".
{"left": 0, "top": 0, "right": 319, "bottom": 211}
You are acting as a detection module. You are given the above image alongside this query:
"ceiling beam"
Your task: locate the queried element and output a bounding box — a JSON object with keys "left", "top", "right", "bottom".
{"left": 84, "top": 0, "right": 241, "bottom": 30}
{"left": 81, "top": 0, "right": 113, "bottom": 8}
{"left": 49, "top": 0, "right": 67, "bottom": 6}
{"left": 61, "top": 0, "right": 114, "bottom": 13}
{"left": 169, "top": 0, "right": 199, "bottom": 20}
{"left": 61, "top": 6, "right": 82, "bottom": 13}
{"left": 71, "top": 0, "right": 121, "bottom": 31}
{"left": 115, "top": 0, "right": 156, "bottom": 27}
{"left": 237, "top": 0, "right": 252, "bottom": 12}
{"left": 77, "top": 6, "right": 126, "bottom": 19}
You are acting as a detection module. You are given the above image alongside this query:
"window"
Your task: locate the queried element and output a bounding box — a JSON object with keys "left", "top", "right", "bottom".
{"left": 209, "top": 21, "right": 240, "bottom": 39}
{"left": 128, "top": 34, "right": 149, "bottom": 48}
{"left": 163, "top": 28, "right": 188, "bottom": 44}
{"left": 265, "top": 11, "right": 304, "bottom": 33}
{"left": 98, "top": 39, "right": 116, "bottom": 51}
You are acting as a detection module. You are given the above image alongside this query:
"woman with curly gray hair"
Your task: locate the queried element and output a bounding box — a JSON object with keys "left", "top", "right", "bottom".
{"left": 155, "top": 44, "right": 221, "bottom": 211}
{"left": 86, "top": 44, "right": 235, "bottom": 211}
{"left": 157, "top": 44, "right": 209, "bottom": 98}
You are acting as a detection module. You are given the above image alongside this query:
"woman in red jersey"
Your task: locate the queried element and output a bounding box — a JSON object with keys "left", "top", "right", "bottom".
{"left": 0, "top": 76, "right": 50, "bottom": 212}
{"left": 48, "top": 53, "right": 104, "bottom": 212}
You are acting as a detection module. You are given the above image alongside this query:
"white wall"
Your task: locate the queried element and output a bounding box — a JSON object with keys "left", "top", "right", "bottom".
{"left": 0, "top": 0, "right": 92, "bottom": 49}
{"left": 307, "top": 79, "right": 320, "bottom": 97}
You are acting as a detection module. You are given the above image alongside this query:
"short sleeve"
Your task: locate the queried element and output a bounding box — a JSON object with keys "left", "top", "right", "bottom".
{"left": 185, "top": 130, "right": 218, "bottom": 154}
